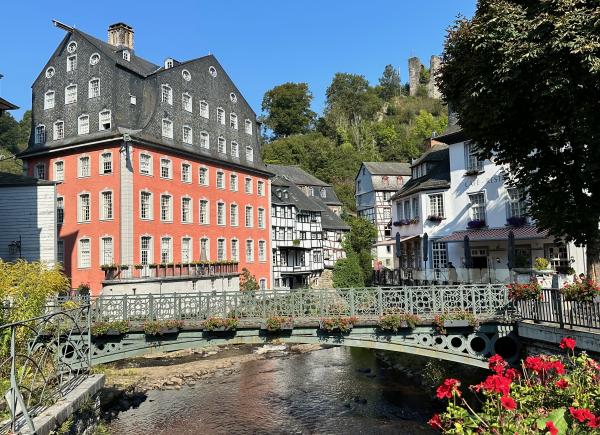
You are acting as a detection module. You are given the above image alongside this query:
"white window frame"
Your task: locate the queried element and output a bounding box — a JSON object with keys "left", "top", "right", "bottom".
{"left": 432, "top": 241, "right": 448, "bottom": 270}
{"left": 217, "top": 238, "right": 226, "bottom": 261}
{"left": 217, "top": 202, "right": 226, "bottom": 226}
{"left": 428, "top": 194, "right": 445, "bottom": 218}
{"left": 78, "top": 238, "right": 91, "bottom": 269}
{"left": 507, "top": 187, "right": 526, "bottom": 219}
{"left": 160, "top": 194, "right": 173, "bottom": 222}
{"left": 100, "top": 190, "right": 113, "bottom": 220}
{"left": 182, "top": 125, "right": 193, "bottom": 145}
{"left": 258, "top": 240, "right": 266, "bottom": 262}
{"left": 162, "top": 118, "right": 173, "bottom": 139}
{"left": 53, "top": 120, "right": 64, "bottom": 140}
{"left": 245, "top": 119, "right": 252, "bottom": 135}
{"left": 35, "top": 163, "right": 45, "bottom": 180}
{"left": 217, "top": 107, "right": 225, "bottom": 125}
{"left": 44, "top": 91, "right": 55, "bottom": 110}
{"left": 199, "top": 167, "right": 209, "bottom": 186}
{"left": 89, "top": 53, "right": 100, "bottom": 65}
{"left": 181, "top": 237, "right": 193, "bottom": 263}
{"left": 161, "top": 84, "right": 173, "bottom": 105}
{"left": 469, "top": 192, "right": 486, "bottom": 222}
{"left": 78, "top": 114, "right": 89, "bottom": 135}
{"left": 465, "top": 141, "right": 484, "bottom": 172}
{"left": 230, "top": 174, "right": 238, "bottom": 191}
{"left": 140, "top": 190, "right": 153, "bottom": 220}
{"left": 230, "top": 239, "right": 239, "bottom": 261}
{"left": 246, "top": 146, "right": 254, "bottom": 162}
{"left": 216, "top": 171, "right": 225, "bottom": 189}
{"left": 217, "top": 136, "right": 226, "bottom": 154}
{"left": 65, "top": 84, "right": 77, "bottom": 104}
{"left": 200, "top": 131, "right": 209, "bottom": 149}
{"left": 160, "top": 237, "right": 173, "bottom": 263}
{"left": 123, "top": 50, "right": 130, "bottom": 61}
{"left": 244, "top": 177, "right": 253, "bottom": 194}
{"left": 230, "top": 113, "right": 238, "bottom": 130}
{"left": 182, "top": 92, "right": 192, "bottom": 112}
{"left": 160, "top": 158, "right": 172, "bottom": 179}
{"left": 35, "top": 125, "right": 46, "bottom": 144}
{"left": 88, "top": 78, "right": 100, "bottom": 99}
{"left": 57, "top": 240, "right": 65, "bottom": 264}
{"left": 57, "top": 196, "right": 64, "bottom": 225}
{"left": 230, "top": 203, "right": 238, "bottom": 226}
{"left": 181, "top": 162, "right": 192, "bottom": 183}
{"left": 245, "top": 239, "right": 254, "bottom": 262}
{"left": 78, "top": 193, "right": 91, "bottom": 223}
{"left": 199, "top": 199, "right": 210, "bottom": 225}
{"left": 67, "top": 54, "right": 77, "bottom": 72}
{"left": 245, "top": 206, "right": 253, "bottom": 228}
{"left": 100, "top": 236, "right": 114, "bottom": 265}
{"left": 181, "top": 196, "right": 193, "bottom": 223}
{"left": 53, "top": 160, "right": 64, "bottom": 182}
{"left": 139, "top": 153, "right": 153, "bottom": 176}
{"left": 257, "top": 180, "right": 265, "bottom": 196}
{"left": 78, "top": 155, "right": 90, "bottom": 178}
{"left": 200, "top": 238, "right": 210, "bottom": 261}
{"left": 258, "top": 208, "right": 265, "bottom": 229}
{"left": 140, "top": 236, "right": 153, "bottom": 265}
{"left": 200, "top": 100, "right": 209, "bottom": 118}
{"left": 100, "top": 151, "right": 112, "bottom": 174}
{"left": 99, "top": 110, "right": 111, "bottom": 131}
{"left": 230, "top": 141, "right": 239, "bottom": 158}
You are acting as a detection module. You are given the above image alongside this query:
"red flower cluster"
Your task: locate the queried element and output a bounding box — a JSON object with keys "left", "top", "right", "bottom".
{"left": 436, "top": 378, "right": 461, "bottom": 399}
{"left": 559, "top": 337, "right": 576, "bottom": 351}
{"left": 475, "top": 374, "right": 512, "bottom": 396}
{"left": 504, "top": 368, "right": 520, "bottom": 381}
{"left": 427, "top": 413, "right": 443, "bottom": 430}
{"left": 554, "top": 378, "right": 569, "bottom": 389}
{"left": 570, "top": 407, "right": 594, "bottom": 422}
{"left": 488, "top": 354, "right": 507, "bottom": 375}
{"left": 500, "top": 395, "right": 516, "bottom": 410}
{"left": 524, "top": 356, "right": 565, "bottom": 375}
{"left": 545, "top": 421, "right": 558, "bottom": 435}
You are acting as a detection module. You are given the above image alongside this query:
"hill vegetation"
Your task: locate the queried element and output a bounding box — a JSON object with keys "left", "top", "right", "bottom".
{"left": 260, "top": 65, "right": 448, "bottom": 213}
{"left": 0, "top": 110, "right": 31, "bottom": 174}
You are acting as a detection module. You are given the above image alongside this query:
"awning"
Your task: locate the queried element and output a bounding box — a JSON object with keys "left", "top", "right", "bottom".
{"left": 437, "top": 226, "right": 550, "bottom": 243}
{"left": 373, "top": 235, "right": 419, "bottom": 246}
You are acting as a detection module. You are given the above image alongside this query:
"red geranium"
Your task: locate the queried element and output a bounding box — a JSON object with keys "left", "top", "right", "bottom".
{"left": 436, "top": 378, "right": 461, "bottom": 399}
{"left": 505, "top": 368, "right": 520, "bottom": 381}
{"left": 588, "top": 415, "right": 600, "bottom": 429}
{"left": 500, "top": 395, "right": 516, "bottom": 410}
{"left": 560, "top": 337, "right": 576, "bottom": 351}
{"left": 477, "top": 374, "right": 511, "bottom": 396}
{"left": 427, "top": 413, "right": 443, "bottom": 430}
{"left": 554, "top": 378, "right": 569, "bottom": 389}
{"left": 488, "top": 354, "right": 507, "bottom": 375}
{"left": 545, "top": 421, "right": 558, "bottom": 435}
{"left": 570, "top": 407, "right": 594, "bottom": 423}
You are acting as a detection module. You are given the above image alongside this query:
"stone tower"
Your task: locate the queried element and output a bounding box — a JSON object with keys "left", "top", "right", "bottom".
{"left": 408, "top": 57, "right": 421, "bottom": 97}
{"left": 427, "top": 55, "right": 442, "bottom": 99}
{"left": 407, "top": 55, "right": 442, "bottom": 99}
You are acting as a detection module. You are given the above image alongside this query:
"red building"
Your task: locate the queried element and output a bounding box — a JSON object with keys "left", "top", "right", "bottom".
{"left": 20, "top": 22, "right": 272, "bottom": 294}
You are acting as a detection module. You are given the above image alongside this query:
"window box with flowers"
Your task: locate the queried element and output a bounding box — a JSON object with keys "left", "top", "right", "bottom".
{"left": 467, "top": 219, "right": 486, "bottom": 229}
{"left": 427, "top": 215, "right": 444, "bottom": 223}
{"left": 464, "top": 168, "right": 484, "bottom": 176}
{"left": 561, "top": 280, "right": 599, "bottom": 302}
{"left": 378, "top": 313, "right": 419, "bottom": 332}
{"left": 143, "top": 320, "right": 184, "bottom": 336}
{"left": 434, "top": 312, "right": 478, "bottom": 334}
{"left": 506, "top": 216, "right": 527, "bottom": 227}
{"left": 507, "top": 281, "right": 542, "bottom": 301}
{"left": 319, "top": 316, "right": 358, "bottom": 334}
{"left": 202, "top": 317, "right": 239, "bottom": 332}
{"left": 261, "top": 316, "right": 293, "bottom": 333}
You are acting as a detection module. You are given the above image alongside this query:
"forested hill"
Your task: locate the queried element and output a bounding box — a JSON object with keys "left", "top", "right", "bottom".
{"left": 0, "top": 110, "right": 30, "bottom": 174}
{"left": 260, "top": 66, "right": 447, "bottom": 212}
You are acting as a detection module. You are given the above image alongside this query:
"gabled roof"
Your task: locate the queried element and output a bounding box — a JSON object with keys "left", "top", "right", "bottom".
{"left": 0, "top": 171, "right": 56, "bottom": 187}
{"left": 433, "top": 123, "right": 466, "bottom": 145}
{"left": 320, "top": 208, "right": 350, "bottom": 230}
{"left": 271, "top": 178, "right": 327, "bottom": 212}
{"left": 391, "top": 146, "right": 450, "bottom": 200}
{"left": 361, "top": 162, "right": 411, "bottom": 176}
{"left": 267, "top": 164, "right": 329, "bottom": 187}
{"left": 0, "top": 97, "right": 18, "bottom": 112}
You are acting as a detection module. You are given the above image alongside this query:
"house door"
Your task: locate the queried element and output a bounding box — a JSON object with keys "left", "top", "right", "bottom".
{"left": 471, "top": 247, "right": 489, "bottom": 283}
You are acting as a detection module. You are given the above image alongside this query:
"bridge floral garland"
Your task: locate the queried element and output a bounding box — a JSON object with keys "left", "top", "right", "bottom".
{"left": 507, "top": 282, "right": 542, "bottom": 301}
{"left": 429, "top": 338, "right": 600, "bottom": 434}
{"left": 561, "top": 280, "right": 600, "bottom": 302}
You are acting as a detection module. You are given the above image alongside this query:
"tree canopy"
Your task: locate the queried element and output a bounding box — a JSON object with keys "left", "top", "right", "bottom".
{"left": 0, "top": 110, "right": 30, "bottom": 174}
{"left": 261, "top": 82, "right": 316, "bottom": 139}
{"left": 438, "top": 0, "right": 600, "bottom": 279}
{"left": 378, "top": 64, "right": 402, "bottom": 101}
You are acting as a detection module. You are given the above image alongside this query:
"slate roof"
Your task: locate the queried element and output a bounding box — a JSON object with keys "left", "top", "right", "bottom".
{"left": 271, "top": 178, "right": 326, "bottom": 212}
{"left": 0, "top": 97, "right": 18, "bottom": 112}
{"left": 266, "top": 164, "right": 342, "bottom": 206}
{"left": 320, "top": 208, "right": 350, "bottom": 230}
{"left": 0, "top": 171, "right": 56, "bottom": 187}
{"left": 361, "top": 162, "right": 411, "bottom": 176}
{"left": 391, "top": 144, "right": 450, "bottom": 200}
{"left": 434, "top": 123, "right": 466, "bottom": 145}
{"left": 437, "top": 226, "right": 549, "bottom": 243}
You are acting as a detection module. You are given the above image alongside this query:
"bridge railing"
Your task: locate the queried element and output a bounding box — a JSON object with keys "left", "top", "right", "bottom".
{"left": 0, "top": 305, "right": 92, "bottom": 434}
{"left": 514, "top": 288, "right": 600, "bottom": 330}
{"left": 90, "top": 284, "right": 508, "bottom": 322}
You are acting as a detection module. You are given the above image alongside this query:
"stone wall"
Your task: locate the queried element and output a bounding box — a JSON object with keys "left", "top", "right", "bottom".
{"left": 408, "top": 55, "right": 442, "bottom": 99}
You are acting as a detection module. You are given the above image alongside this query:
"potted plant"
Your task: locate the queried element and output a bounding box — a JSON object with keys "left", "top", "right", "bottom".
{"left": 202, "top": 317, "right": 239, "bottom": 332}
{"left": 378, "top": 313, "right": 419, "bottom": 332}
{"left": 534, "top": 257, "right": 550, "bottom": 271}
{"left": 134, "top": 264, "right": 144, "bottom": 270}
{"left": 91, "top": 320, "right": 130, "bottom": 337}
{"left": 143, "top": 320, "right": 184, "bottom": 336}
{"left": 434, "top": 312, "right": 478, "bottom": 334}
{"left": 292, "top": 239, "right": 301, "bottom": 246}
{"left": 77, "top": 283, "right": 90, "bottom": 296}
{"left": 427, "top": 215, "right": 444, "bottom": 223}
{"left": 262, "top": 316, "right": 293, "bottom": 332}
{"left": 507, "top": 282, "right": 542, "bottom": 301}
{"left": 506, "top": 216, "right": 527, "bottom": 227}
{"left": 149, "top": 263, "right": 158, "bottom": 269}
{"left": 561, "top": 280, "right": 599, "bottom": 302}
{"left": 319, "top": 316, "right": 358, "bottom": 334}
{"left": 467, "top": 219, "right": 486, "bottom": 229}
{"left": 119, "top": 264, "right": 129, "bottom": 270}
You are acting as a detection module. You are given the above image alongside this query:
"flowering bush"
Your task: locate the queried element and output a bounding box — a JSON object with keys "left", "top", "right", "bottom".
{"left": 433, "top": 311, "right": 478, "bottom": 334}
{"left": 264, "top": 316, "right": 293, "bottom": 331}
{"left": 319, "top": 316, "right": 358, "bottom": 333}
{"left": 378, "top": 313, "right": 420, "bottom": 331}
{"left": 507, "top": 282, "right": 542, "bottom": 301}
{"left": 429, "top": 338, "right": 600, "bottom": 434}
{"left": 202, "top": 317, "right": 239, "bottom": 331}
{"left": 561, "top": 280, "right": 600, "bottom": 302}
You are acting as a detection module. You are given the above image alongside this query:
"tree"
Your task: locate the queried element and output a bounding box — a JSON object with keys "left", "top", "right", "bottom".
{"left": 378, "top": 64, "right": 402, "bottom": 101}
{"left": 343, "top": 216, "right": 378, "bottom": 285}
{"left": 325, "top": 73, "right": 381, "bottom": 125}
{"left": 332, "top": 251, "right": 365, "bottom": 288}
{"left": 438, "top": 0, "right": 600, "bottom": 280}
{"left": 261, "top": 82, "right": 316, "bottom": 139}
{"left": 239, "top": 267, "right": 259, "bottom": 292}
{"left": 0, "top": 112, "right": 20, "bottom": 154}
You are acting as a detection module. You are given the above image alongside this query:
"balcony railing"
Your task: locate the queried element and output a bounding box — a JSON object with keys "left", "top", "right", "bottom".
{"left": 102, "top": 262, "right": 239, "bottom": 282}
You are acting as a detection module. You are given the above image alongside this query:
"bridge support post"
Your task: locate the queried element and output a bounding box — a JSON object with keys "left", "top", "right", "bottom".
{"left": 350, "top": 288, "right": 355, "bottom": 317}
{"left": 122, "top": 295, "right": 128, "bottom": 321}
{"left": 377, "top": 287, "right": 383, "bottom": 317}
{"left": 553, "top": 290, "right": 565, "bottom": 329}
{"left": 149, "top": 294, "right": 154, "bottom": 320}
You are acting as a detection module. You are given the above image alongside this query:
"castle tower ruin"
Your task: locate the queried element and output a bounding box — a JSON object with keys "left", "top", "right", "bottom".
{"left": 407, "top": 55, "right": 442, "bottom": 99}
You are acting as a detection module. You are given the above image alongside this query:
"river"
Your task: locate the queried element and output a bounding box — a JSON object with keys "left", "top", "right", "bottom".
{"left": 107, "top": 346, "right": 438, "bottom": 434}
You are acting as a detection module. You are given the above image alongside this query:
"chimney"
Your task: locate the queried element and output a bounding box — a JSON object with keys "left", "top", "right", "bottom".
{"left": 108, "top": 22, "right": 134, "bottom": 50}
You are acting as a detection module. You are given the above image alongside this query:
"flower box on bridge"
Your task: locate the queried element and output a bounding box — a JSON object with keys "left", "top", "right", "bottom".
{"left": 443, "top": 319, "right": 472, "bottom": 328}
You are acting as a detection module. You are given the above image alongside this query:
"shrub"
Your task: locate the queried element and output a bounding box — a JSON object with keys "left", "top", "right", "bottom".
{"left": 429, "top": 339, "right": 600, "bottom": 434}
{"left": 534, "top": 257, "right": 550, "bottom": 270}
{"left": 561, "top": 280, "right": 600, "bottom": 302}
{"left": 507, "top": 282, "right": 542, "bottom": 301}
{"left": 265, "top": 316, "right": 293, "bottom": 331}
{"left": 61, "top": 300, "right": 80, "bottom": 310}
{"left": 378, "top": 313, "right": 420, "bottom": 331}
{"left": 202, "top": 317, "right": 239, "bottom": 331}
{"left": 320, "top": 316, "right": 358, "bottom": 333}
{"left": 240, "top": 268, "right": 260, "bottom": 292}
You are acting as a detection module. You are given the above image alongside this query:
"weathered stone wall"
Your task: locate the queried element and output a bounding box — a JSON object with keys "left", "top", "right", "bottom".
{"left": 407, "top": 56, "right": 442, "bottom": 99}
{"left": 427, "top": 55, "right": 442, "bottom": 99}
{"left": 408, "top": 57, "right": 422, "bottom": 97}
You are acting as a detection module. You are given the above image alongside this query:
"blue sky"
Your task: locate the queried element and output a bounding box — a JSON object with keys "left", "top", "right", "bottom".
{"left": 0, "top": 1, "right": 475, "bottom": 120}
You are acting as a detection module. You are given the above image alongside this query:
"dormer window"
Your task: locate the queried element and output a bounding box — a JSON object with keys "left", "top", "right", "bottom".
{"left": 88, "top": 78, "right": 100, "bottom": 98}
{"left": 161, "top": 84, "right": 173, "bottom": 105}
{"left": 245, "top": 119, "right": 252, "bottom": 135}
{"left": 182, "top": 93, "right": 192, "bottom": 112}
{"left": 217, "top": 107, "right": 225, "bottom": 125}
{"left": 200, "top": 101, "right": 209, "bottom": 118}
{"left": 165, "top": 58, "right": 174, "bottom": 69}
{"left": 122, "top": 50, "right": 130, "bottom": 61}
{"left": 44, "top": 91, "right": 55, "bottom": 110}
{"left": 65, "top": 84, "right": 77, "bottom": 104}
{"left": 230, "top": 113, "right": 238, "bottom": 130}
{"left": 53, "top": 120, "right": 64, "bottom": 140}
{"left": 246, "top": 146, "right": 254, "bottom": 162}
{"left": 99, "top": 110, "right": 111, "bottom": 131}
{"left": 320, "top": 188, "right": 326, "bottom": 199}
{"left": 162, "top": 119, "right": 173, "bottom": 139}
{"left": 35, "top": 125, "right": 46, "bottom": 144}
{"left": 67, "top": 55, "right": 77, "bottom": 72}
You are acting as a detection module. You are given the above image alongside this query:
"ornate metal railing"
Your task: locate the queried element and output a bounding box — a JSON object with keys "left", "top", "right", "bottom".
{"left": 90, "top": 285, "right": 509, "bottom": 322}
{"left": 0, "top": 306, "right": 91, "bottom": 434}
{"left": 514, "top": 288, "right": 600, "bottom": 330}
{"left": 102, "top": 262, "right": 239, "bottom": 281}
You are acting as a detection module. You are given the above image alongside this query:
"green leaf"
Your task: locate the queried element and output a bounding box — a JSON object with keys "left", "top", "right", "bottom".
{"left": 536, "top": 408, "right": 568, "bottom": 435}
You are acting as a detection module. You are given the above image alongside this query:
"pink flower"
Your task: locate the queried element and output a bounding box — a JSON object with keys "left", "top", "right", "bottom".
{"left": 501, "top": 395, "right": 516, "bottom": 410}
{"left": 436, "top": 378, "right": 461, "bottom": 399}
{"left": 545, "top": 421, "right": 558, "bottom": 435}
{"left": 554, "top": 378, "right": 569, "bottom": 389}
{"left": 427, "top": 413, "right": 443, "bottom": 430}
{"left": 560, "top": 337, "right": 576, "bottom": 351}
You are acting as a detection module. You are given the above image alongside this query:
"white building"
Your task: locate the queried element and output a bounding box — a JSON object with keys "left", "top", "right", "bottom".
{"left": 0, "top": 172, "right": 57, "bottom": 265}
{"left": 269, "top": 168, "right": 349, "bottom": 290}
{"left": 388, "top": 128, "right": 586, "bottom": 284}
{"left": 355, "top": 162, "right": 411, "bottom": 269}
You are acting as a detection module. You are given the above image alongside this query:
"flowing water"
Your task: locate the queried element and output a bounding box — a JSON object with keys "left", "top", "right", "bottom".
{"left": 107, "top": 347, "right": 438, "bottom": 434}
